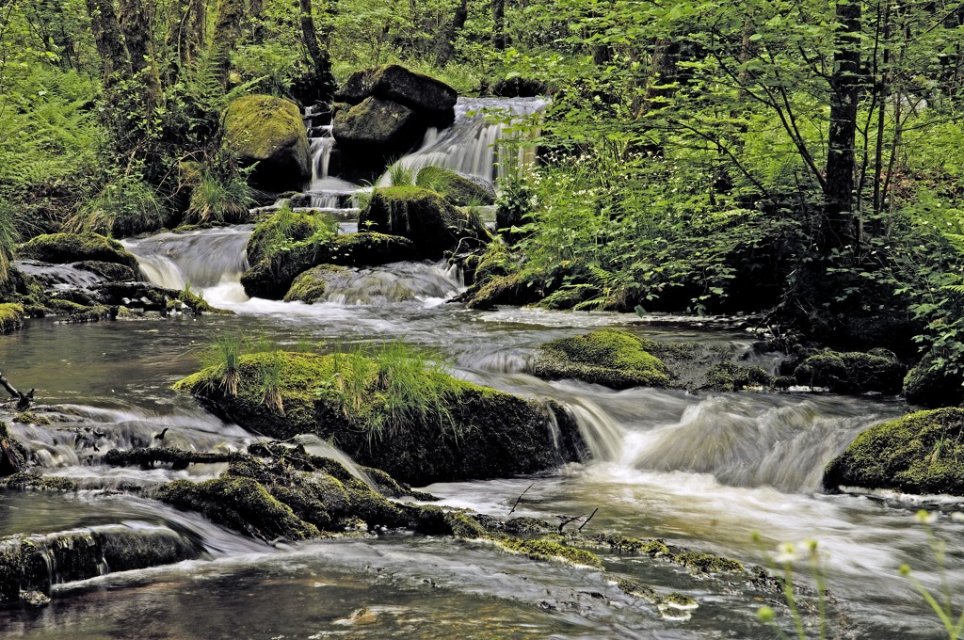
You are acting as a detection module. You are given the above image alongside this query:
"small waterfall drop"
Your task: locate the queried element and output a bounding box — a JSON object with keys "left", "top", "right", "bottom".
{"left": 123, "top": 226, "right": 252, "bottom": 291}
{"left": 310, "top": 261, "right": 463, "bottom": 307}
{"left": 380, "top": 97, "right": 547, "bottom": 185}
{"left": 15, "top": 260, "right": 106, "bottom": 290}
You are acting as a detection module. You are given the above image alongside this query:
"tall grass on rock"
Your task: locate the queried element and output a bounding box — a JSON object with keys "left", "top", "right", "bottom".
{"left": 186, "top": 163, "right": 255, "bottom": 225}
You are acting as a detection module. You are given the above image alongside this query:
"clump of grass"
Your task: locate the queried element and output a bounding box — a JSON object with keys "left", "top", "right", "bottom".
{"left": 65, "top": 172, "right": 164, "bottom": 238}
{"left": 386, "top": 161, "right": 415, "bottom": 186}
{"left": 187, "top": 163, "right": 254, "bottom": 225}
{"left": 247, "top": 204, "right": 337, "bottom": 264}
{"left": 202, "top": 333, "right": 246, "bottom": 396}
{"left": 258, "top": 350, "right": 286, "bottom": 415}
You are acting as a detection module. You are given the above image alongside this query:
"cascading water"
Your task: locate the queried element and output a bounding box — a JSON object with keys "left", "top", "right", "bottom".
{"left": 15, "top": 260, "right": 105, "bottom": 290}
{"left": 122, "top": 226, "right": 253, "bottom": 291}
{"left": 382, "top": 97, "right": 547, "bottom": 185}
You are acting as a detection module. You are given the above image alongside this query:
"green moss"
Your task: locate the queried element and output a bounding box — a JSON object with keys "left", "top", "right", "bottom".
{"left": 247, "top": 208, "right": 337, "bottom": 265}
{"left": 903, "top": 349, "right": 964, "bottom": 408}
{"left": 17, "top": 233, "right": 138, "bottom": 268}
{"left": 175, "top": 348, "right": 585, "bottom": 485}
{"left": 360, "top": 187, "right": 490, "bottom": 259}
{"left": 617, "top": 578, "right": 658, "bottom": 602}
{"left": 674, "top": 551, "right": 744, "bottom": 573}
{"left": 45, "top": 299, "right": 111, "bottom": 322}
{"left": 661, "top": 592, "right": 698, "bottom": 609}
{"left": 0, "top": 303, "right": 24, "bottom": 333}
{"left": 283, "top": 265, "right": 345, "bottom": 303}
{"left": 793, "top": 349, "right": 903, "bottom": 394}
{"left": 497, "top": 536, "right": 603, "bottom": 567}
{"left": 532, "top": 329, "right": 670, "bottom": 389}
{"left": 0, "top": 472, "right": 77, "bottom": 492}
{"left": 156, "top": 477, "right": 319, "bottom": 541}
{"left": 12, "top": 412, "right": 52, "bottom": 426}
{"left": 415, "top": 167, "right": 495, "bottom": 207}
{"left": 223, "top": 95, "right": 306, "bottom": 162}
{"left": 824, "top": 408, "right": 964, "bottom": 494}
{"left": 704, "top": 362, "right": 773, "bottom": 391}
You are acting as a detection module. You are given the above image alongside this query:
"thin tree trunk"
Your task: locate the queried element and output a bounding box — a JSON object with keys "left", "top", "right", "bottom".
{"left": 873, "top": 0, "right": 891, "bottom": 215}
{"left": 493, "top": 0, "right": 505, "bottom": 50}
{"left": 85, "top": 0, "right": 131, "bottom": 80}
{"left": 214, "top": 0, "right": 245, "bottom": 88}
{"left": 823, "top": 0, "right": 862, "bottom": 253}
{"left": 299, "top": 0, "right": 336, "bottom": 102}
{"left": 435, "top": 0, "right": 467, "bottom": 66}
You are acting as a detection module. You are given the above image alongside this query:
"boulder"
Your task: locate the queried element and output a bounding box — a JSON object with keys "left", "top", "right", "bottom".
{"left": 283, "top": 265, "right": 347, "bottom": 303}
{"left": 222, "top": 95, "right": 310, "bottom": 192}
{"left": 332, "top": 97, "right": 425, "bottom": 157}
{"left": 174, "top": 350, "right": 586, "bottom": 485}
{"left": 241, "top": 232, "right": 417, "bottom": 299}
{"left": 359, "top": 186, "right": 490, "bottom": 259}
{"left": 903, "top": 349, "right": 964, "bottom": 408}
{"left": 531, "top": 329, "right": 670, "bottom": 389}
{"left": 792, "top": 349, "right": 904, "bottom": 394}
{"left": 824, "top": 408, "right": 964, "bottom": 495}
{"left": 490, "top": 76, "right": 548, "bottom": 98}
{"left": 17, "top": 233, "right": 138, "bottom": 269}
{"left": 246, "top": 208, "right": 337, "bottom": 265}
{"left": 0, "top": 421, "right": 27, "bottom": 475}
{"left": 0, "top": 304, "right": 24, "bottom": 334}
{"left": 335, "top": 64, "right": 457, "bottom": 124}
{"left": 75, "top": 261, "right": 140, "bottom": 282}
{"left": 416, "top": 166, "right": 496, "bottom": 206}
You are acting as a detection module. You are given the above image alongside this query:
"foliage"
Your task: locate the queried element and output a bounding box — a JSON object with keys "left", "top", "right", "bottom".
{"left": 186, "top": 160, "right": 255, "bottom": 225}
{"left": 65, "top": 169, "right": 164, "bottom": 238}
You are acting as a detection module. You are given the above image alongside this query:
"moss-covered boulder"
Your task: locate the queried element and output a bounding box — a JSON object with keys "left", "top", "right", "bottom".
{"left": 222, "top": 95, "right": 310, "bottom": 192}
{"left": 824, "top": 408, "right": 964, "bottom": 495}
{"left": 792, "top": 349, "right": 904, "bottom": 394}
{"left": 360, "top": 186, "right": 489, "bottom": 259}
{"left": 703, "top": 362, "right": 773, "bottom": 392}
{"left": 416, "top": 166, "right": 496, "bottom": 206}
{"left": 0, "top": 303, "right": 24, "bottom": 334}
{"left": 335, "top": 64, "right": 457, "bottom": 125}
{"left": 531, "top": 329, "right": 670, "bottom": 389}
{"left": 175, "top": 350, "right": 585, "bottom": 485}
{"left": 332, "top": 97, "right": 424, "bottom": 157}
{"left": 245, "top": 208, "right": 337, "bottom": 266}
{"left": 283, "top": 265, "right": 347, "bottom": 303}
{"left": 903, "top": 349, "right": 964, "bottom": 408}
{"left": 241, "top": 232, "right": 416, "bottom": 299}
{"left": 17, "top": 233, "right": 138, "bottom": 269}
{"left": 75, "top": 260, "right": 140, "bottom": 282}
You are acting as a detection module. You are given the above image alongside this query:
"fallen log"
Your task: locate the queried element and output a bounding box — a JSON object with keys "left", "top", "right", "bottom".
{"left": 0, "top": 371, "right": 34, "bottom": 411}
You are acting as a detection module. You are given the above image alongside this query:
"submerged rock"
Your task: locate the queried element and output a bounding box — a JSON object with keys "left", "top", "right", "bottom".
{"left": 0, "top": 525, "right": 201, "bottom": 605}
{"left": 17, "top": 233, "right": 139, "bottom": 269}
{"left": 283, "top": 265, "right": 347, "bottom": 303}
{"left": 531, "top": 329, "right": 670, "bottom": 389}
{"left": 824, "top": 407, "right": 964, "bottom": 495}
{"left": 792, "top": 349, "right": 904, "bottom": 394}
{"left": 0, "top": 303, "right": 24, "bottom": 334}
{"left": 174, "top": 350, "right": 585, "bottom": 485}
{"left": 222, "top": 95, "right": 310, "bottom": 192}
{"left": 359, "top": 186, "right": 489, "bottom": 260}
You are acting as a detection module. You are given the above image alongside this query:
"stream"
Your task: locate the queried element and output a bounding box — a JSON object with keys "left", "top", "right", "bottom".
{"left": 2, "top": 98, "right": 962, "bottom": 640}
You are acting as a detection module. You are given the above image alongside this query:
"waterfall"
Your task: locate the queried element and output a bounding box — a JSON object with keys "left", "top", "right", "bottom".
{"left": 380, "top": 97, "right": 547, "bottom": 185}
{"left": 15, "top": 260, "right": 106, "bottom": 290}
{"left": 309, "top": 133, "right": 335, "bottom": 188}
{"left": 123, "top": 226, "right": 252, "bottom": 291}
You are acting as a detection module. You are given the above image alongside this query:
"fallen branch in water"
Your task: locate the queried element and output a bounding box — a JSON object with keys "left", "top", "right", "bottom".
{"left": 557, "top": 514, "right": 584, "bottom": 533}
{"left": 0, "top": 371, "right": 33, "bottom": 411}
{"left": 509, "top": 482, "right": 534, "bottom": 515}
{"left": 577, "top": 507, "right": 599, "bottom": 532}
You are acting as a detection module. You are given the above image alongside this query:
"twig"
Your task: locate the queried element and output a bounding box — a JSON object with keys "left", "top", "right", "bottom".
{"left": 557, "top": 514, "right": 584, "bottom": 533}
{"left": 577, "top": 507, "right": 599, "bottom": 532}
{"left": 508, "top": 482, "right": 534, "bottom": 515}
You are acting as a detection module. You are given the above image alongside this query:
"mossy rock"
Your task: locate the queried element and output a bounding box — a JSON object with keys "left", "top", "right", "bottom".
{"left": 75, "top": 261, "right": 140, "bottom": 283}
{"left": 17, "top": 233, "right": 138, "bottom": 269}
{"left": 497, "top": 536, "right": 603, "bottom": 568}
{"left": 241, "top": 232, "right": 416, "bottom": 300}
{"left": 703, "top": 362, "right": 773, "bottom": 392}
{"left": 824, "top": 408, "right": 964, "bottom": 495}
{"left": 283, "top": 265, "right": 348, "bottom": 303}
{"left": 222, "top": 95, "right": 310, "bottom": 192}
{"left": 416, "top": 167, "right": 495, "bottom": 207}
{"left": 531, "top": 329, "right": 670, "bottom": 389}
{"left": 359, "top": 186, "right": 490, "bottom": 259}
{"left": 793, "top": 349, "right": 904, "bottom": 394}
{"left": 335, "top": 64, "right": 457, "bottom": 123}
{"left": 0, "top": 421, "right": 27, "bottom": 476}
{"left": 332, "top": 97, "right": 424, "bottom": 159}
{"left": 246, "top": 208, "right": 337, "bottom": 265}
{"left": 903, "top": 349, "right": 964, "bottom": 408}
{"left": 157, "top": 476, "right": 319, "bottom": 542}
{"left": 174, "top": 350, "right": 585, "bottom": 485}
{"left": 44, "top": 299, "right": 112, "bottom": 322}
{"left": 0, "top": 303, "right": 24, "bottom": 334}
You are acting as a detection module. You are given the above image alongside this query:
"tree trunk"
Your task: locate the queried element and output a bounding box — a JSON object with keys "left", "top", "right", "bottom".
{"left": 85, "top": 0, "right": 131, "bottom": 80}
{"left": 118, "top": 0, "right": 151, "bottom": 73}
{"left": 493, "top": 0, "right": 505, "bottom": 50}
{"left": 435, "top": 0, "right": 467, "bottom": 66}
{"left": 214, "top": 0, "right": 245, "bottom": 88}
{"left": 823, "top": 0, "right": 862, "bottom": 253}
{"left": 299, "top": 0, "right": 336, "bottom": 103}
{"left": 173, "top": 0, "right": 205, "bottom": 65}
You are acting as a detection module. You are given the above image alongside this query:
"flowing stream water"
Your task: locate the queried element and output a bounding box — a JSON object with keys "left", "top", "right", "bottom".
{"left": 2, "top": 99, "right": 963, "bottom": 639}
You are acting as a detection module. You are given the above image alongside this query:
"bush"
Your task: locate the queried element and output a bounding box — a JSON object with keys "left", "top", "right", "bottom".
{"left": 65, "top": 172, "right": 165, "bottom": 239}
{"left": 186, "top": 162, "right": 255, "bottom": 225}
